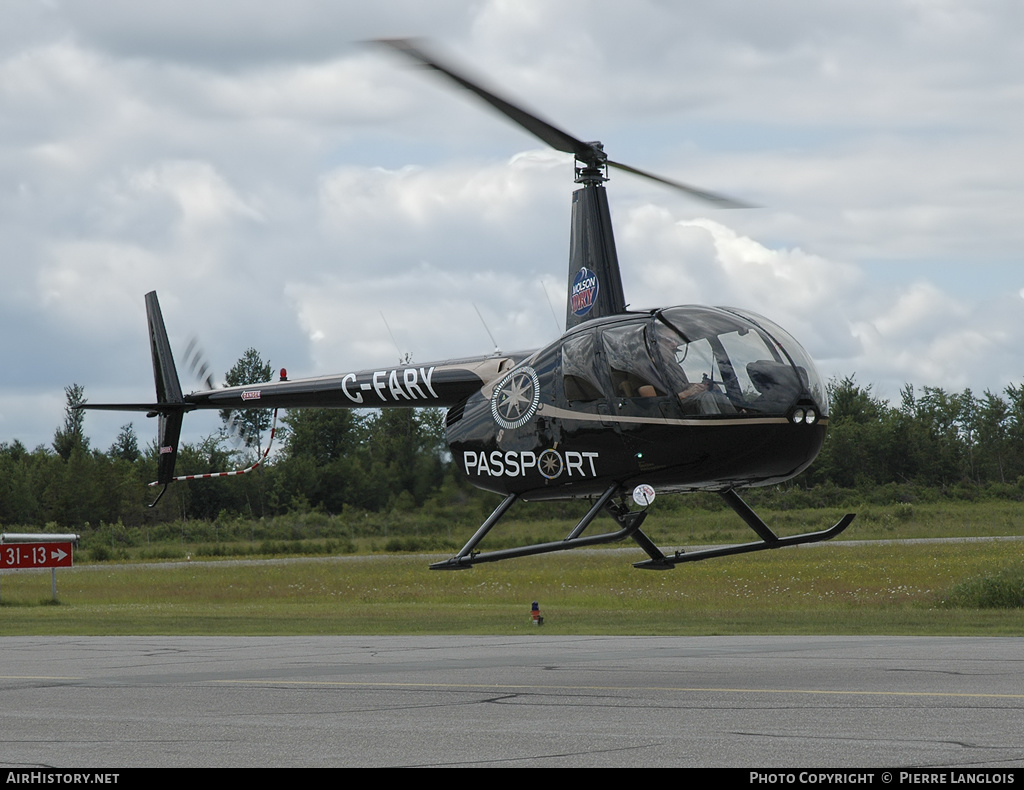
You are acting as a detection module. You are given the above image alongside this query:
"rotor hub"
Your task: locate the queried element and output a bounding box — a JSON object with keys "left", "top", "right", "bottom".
{"left": 574, "top": 142, "right": 608, "bottom": 185}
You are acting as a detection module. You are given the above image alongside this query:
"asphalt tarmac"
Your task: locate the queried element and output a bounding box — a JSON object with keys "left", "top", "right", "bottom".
{"left": 1, "top": 635, "right": 1022, "bottom": 768}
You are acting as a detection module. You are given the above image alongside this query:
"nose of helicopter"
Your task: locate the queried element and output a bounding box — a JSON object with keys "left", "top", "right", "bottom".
{"left": 654, "top": 305, "right": 828, "bottom": 419}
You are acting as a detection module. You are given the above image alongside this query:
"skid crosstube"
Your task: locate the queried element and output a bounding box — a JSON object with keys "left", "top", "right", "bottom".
{"left": 430, "top": 485, "right": 854, "bottom": 571}
{"left": 430, "top": 484, "right": 667, "bottom": 570}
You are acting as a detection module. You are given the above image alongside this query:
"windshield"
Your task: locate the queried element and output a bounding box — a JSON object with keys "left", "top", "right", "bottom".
{"left": 655, "top": 306, "right": 826, "bottom": 416}
{"left": 720, "top": 307, "right": 828, "bottom": 416}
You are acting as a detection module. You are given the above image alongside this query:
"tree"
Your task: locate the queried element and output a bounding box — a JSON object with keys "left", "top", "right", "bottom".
{"left": 283, "top": 408, "right": 361, "bottom": 466}
{"left": 0, "top": 441, "right": 37, "bottom": 524}
{"left": 828, "top": 376, "right": 882, "bottom": 423}
{"left": 220, "top": 348, "right": 273, "bottom": 452}
{"left": 807, "top": 376, "right": 894, "bottom": 488}
{"left": 904, "top": 385, "right": 971, "bottom": 486}
{"left": 109, "top": 423, "right": 141, "bottom": 462}
{"left": 973, "top": 390, "right": 1011, "bottom": 484}
{"left": 267, "top": 408, "right": 366, "bottom": 512}
{"left": 53, "top": 383, "right": 89, "bottom": 461}
{"left": 359, "top": 408, "right": 447, "bottom": 510}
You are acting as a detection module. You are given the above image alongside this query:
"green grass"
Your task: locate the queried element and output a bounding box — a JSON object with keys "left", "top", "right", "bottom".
{"left": 2, "top": 538, "right": 1023, "bottom": 636}
{"left": 64, "top": 499, "right": 1024, "bottom": 565}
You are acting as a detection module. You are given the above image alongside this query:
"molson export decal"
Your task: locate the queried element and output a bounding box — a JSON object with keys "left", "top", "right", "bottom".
{"left": 571, "top": 267, "right": 599, "bottom": 317}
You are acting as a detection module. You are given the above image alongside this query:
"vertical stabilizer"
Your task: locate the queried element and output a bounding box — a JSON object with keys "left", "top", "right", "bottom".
{"left": 565, "top": 184, "right": 627, "bottom": 330}
{"left": 146, "top": 291, "right": 183, "bottom": 405}
{"left": 144, "top": 291, "right": 185, "bottom": 485}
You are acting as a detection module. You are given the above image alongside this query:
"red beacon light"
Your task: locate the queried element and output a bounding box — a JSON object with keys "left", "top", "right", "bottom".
{"left": 279, "top": 368, "right": 288, "bottom": 382}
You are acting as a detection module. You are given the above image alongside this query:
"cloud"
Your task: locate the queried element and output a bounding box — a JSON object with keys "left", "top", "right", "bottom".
{"left": 3, "top": 0, "right": 1024, "bottom": 452}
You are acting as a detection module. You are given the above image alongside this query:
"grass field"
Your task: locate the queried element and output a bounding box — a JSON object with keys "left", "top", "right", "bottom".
{"left": 63, "top": 497, "right": 1024, "bottom": 562}
{"left": 2, "top": 535, "right": 1022, "bottom": 636}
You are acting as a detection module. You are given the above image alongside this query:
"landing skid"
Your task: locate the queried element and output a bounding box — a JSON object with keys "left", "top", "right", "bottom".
{"left": 633, "top": 489, "right": 855, "bottom": 570}
{"left": 430, "top": 486, "right": 854, "bottom": 570}
{"left": 430, "top": 484, "right": 660, "bottom": 570}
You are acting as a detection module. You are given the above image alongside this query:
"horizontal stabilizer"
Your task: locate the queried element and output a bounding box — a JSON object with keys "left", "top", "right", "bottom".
{"left": 78, "top": 402, "right": 192, "bottom": 413}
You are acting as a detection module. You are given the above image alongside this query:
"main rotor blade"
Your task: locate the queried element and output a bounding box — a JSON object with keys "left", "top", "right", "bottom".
{"left": 375, "top": 37, "right": 753, "bottom": 209}
{"left": 607, "top": 159, "right": 754, "bottom": 209}
{"left": 375, "top": 37, "right": 601, "bottom": 163}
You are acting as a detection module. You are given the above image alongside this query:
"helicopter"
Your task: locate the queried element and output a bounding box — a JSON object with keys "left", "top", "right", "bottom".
{"left": 80, "top": 39, "right": 854, "bottom": 570}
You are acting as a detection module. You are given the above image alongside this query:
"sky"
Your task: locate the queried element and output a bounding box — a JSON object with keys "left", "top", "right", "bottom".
{"left": 3, "top": 0, "right": 1024, "bottom": 452}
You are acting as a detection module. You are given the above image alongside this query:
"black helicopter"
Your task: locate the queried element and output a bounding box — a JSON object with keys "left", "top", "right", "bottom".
{"left": 81, "top": 39, "right": 854, "bottom": 570}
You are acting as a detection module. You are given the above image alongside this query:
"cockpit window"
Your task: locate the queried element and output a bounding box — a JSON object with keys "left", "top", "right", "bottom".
{"left": 561, "top": 332, "right": 602, "bottom": 401}
{"left": 672, "top": 336, "right": 719, "bottom": 387}
{"left": 602, "top": 324, "right": 666, "bottom": 398}
{"left": 652, "top": 323, "right": 736, "bottom": 414}
{"left": 721, "top": 307, "right": 828, "bottom": 416}
{"left": 656, "top": 306, "right": 821, "bottom": 416}
{"left": 718, "top": 330, "right": 780, "bottom": 400}
{"left": 557, "top": 308, "right": 824, "bottom": 417}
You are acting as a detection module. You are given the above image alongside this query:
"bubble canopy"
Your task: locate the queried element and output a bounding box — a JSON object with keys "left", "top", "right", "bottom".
{"left": 653, "top": 305, "right": 828, "bottom": 418}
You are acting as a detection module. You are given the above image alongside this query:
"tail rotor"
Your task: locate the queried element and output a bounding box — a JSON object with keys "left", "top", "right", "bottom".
{"left": 183, "top": 337, "right": 215, "bottom": 391}
{"left": 182, "top": 335, "right": 252, "bottom": 450}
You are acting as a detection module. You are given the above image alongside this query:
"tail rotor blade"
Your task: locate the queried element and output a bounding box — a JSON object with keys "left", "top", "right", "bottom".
{"left": 184, "top": 336, "right": 216, "bottom": 391}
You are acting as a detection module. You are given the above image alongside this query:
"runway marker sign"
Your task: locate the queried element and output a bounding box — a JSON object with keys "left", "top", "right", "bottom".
{"left": 1, "top": 542, "right": 74, "bottom": 569}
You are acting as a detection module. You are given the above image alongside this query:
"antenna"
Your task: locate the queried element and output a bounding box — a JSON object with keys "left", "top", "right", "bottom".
{"left": 473, "top": 304, "right": 501, "bottom": 356}
{"left": 380, "top": 312, "right": 411, "bottom": 365}
{"left": 539, "top": 280, "right": 561, "bottom": 335}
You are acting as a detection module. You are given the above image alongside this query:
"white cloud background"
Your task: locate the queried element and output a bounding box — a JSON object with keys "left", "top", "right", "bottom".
{"left": 3, "top": 0, "right": 1023, "bottom": 450}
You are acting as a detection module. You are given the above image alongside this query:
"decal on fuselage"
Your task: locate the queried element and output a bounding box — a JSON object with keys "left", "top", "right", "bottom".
{"left": 571, "top": 266, "right": 599, "bottom": 317}
{"left": 537, "top": 449, "right": 563, "bottom": 479}
{"left": 339, "top": 366, "right": 438, "bottom": 404}
{"left": 463, "top": 448, "right": 598, "bottom": 479}
{"left": 241, "top": 390, "right": 261, "bottom": 401}
{"left": 490, "top": 366, "right": 541, "bottom": 430}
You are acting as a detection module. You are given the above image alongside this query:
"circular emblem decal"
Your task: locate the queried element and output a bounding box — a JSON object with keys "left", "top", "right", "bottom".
{"left": 490, "top": 366, "right": 541, "bottom": 430}
{"left": 632, "top": 484, "right": 656, "bottom": 507}
{"left": 538, "top": 449, "right": 564, "bottom": 480}
{"left": 571, "top": 266, "right": 599, "bottom": 317}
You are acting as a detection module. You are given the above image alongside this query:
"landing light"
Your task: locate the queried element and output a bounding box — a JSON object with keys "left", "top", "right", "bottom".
{"left": 791, "top": 408, "right": 818, "bottom": 425}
